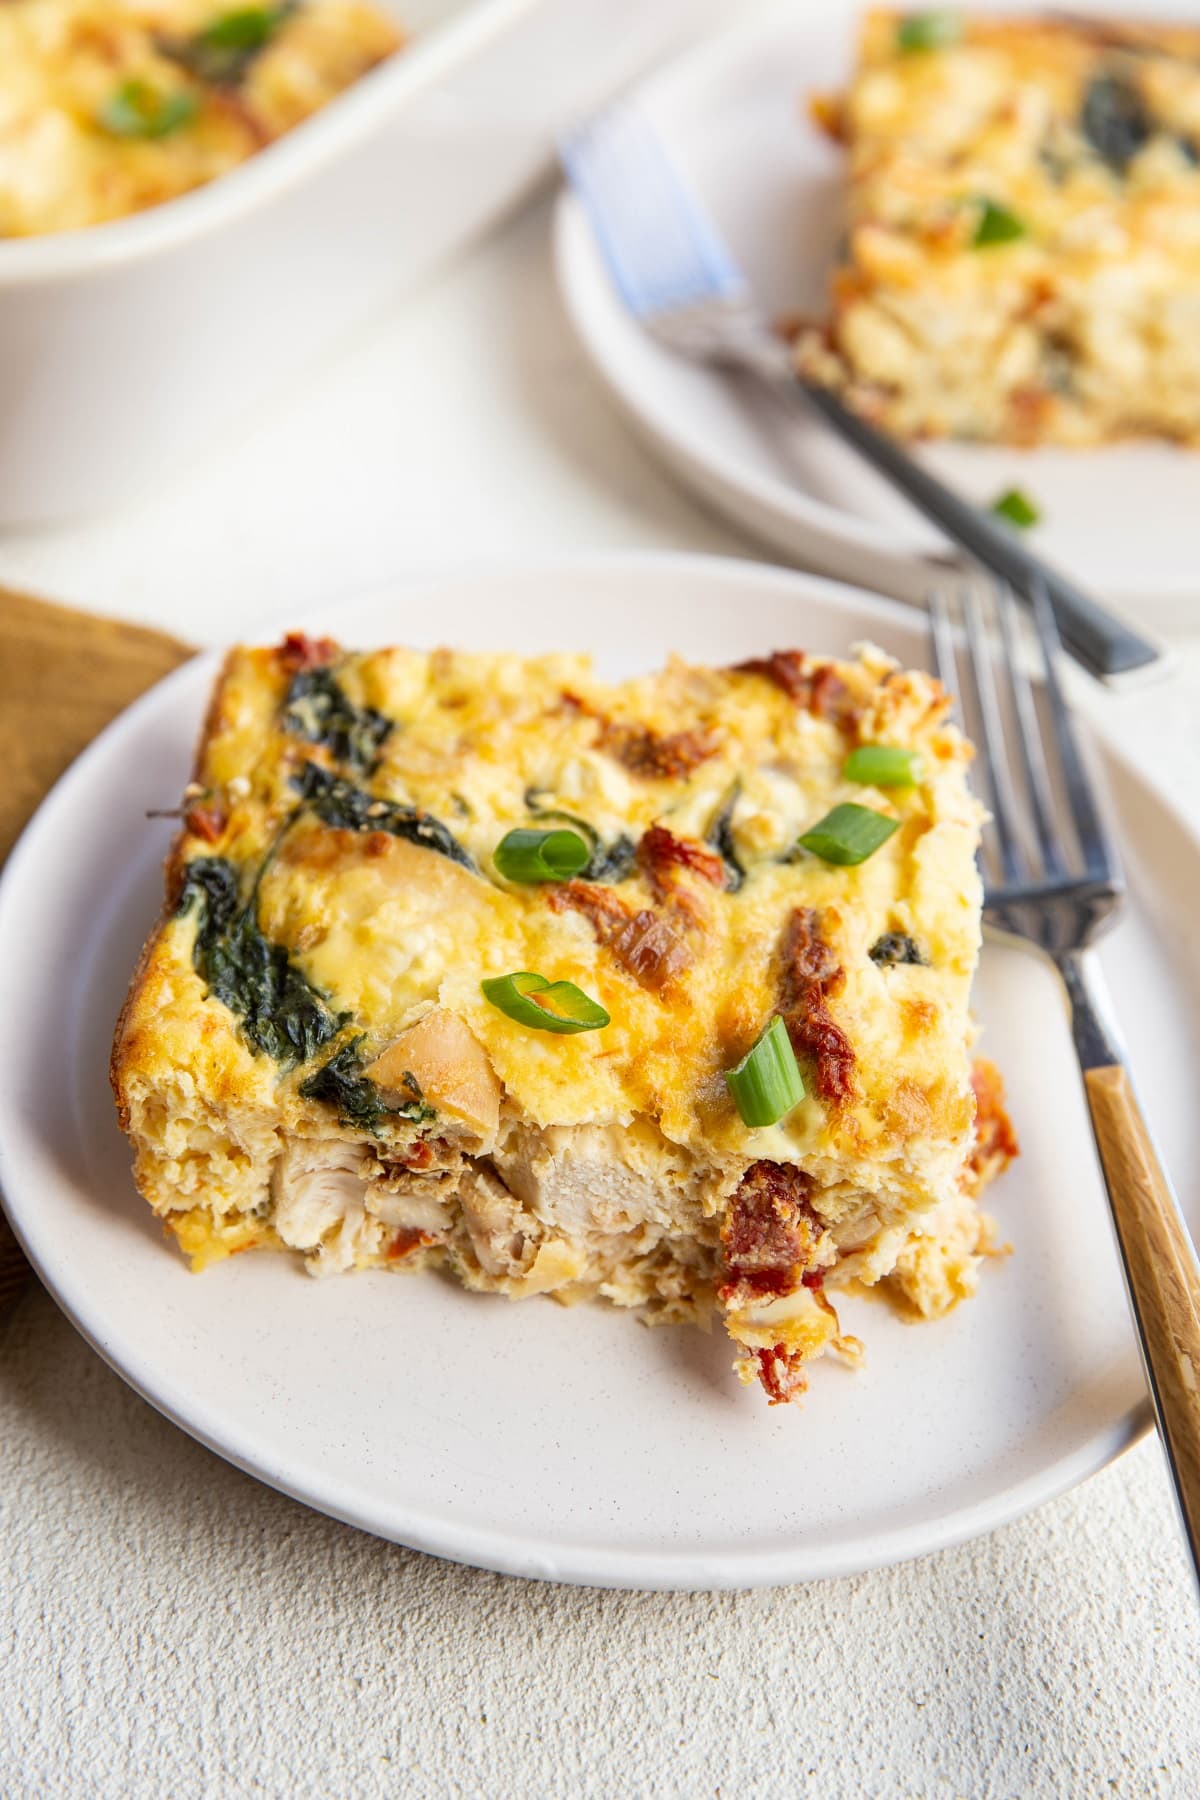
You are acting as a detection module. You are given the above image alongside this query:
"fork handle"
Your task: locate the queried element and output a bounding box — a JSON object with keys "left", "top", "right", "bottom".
{"left": 1061, "top": 952, "right": 1200, "bottom": 1585}
{"left": 793, "top": 377, "right": 1165, "bottom": 684}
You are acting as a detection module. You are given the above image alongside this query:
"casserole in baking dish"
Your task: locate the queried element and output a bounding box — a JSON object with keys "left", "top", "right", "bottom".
{"left": 0, "top": 1, "right": 402, "bottom": 236}
{"left": 0, "top": 0, "right": 725, "bottom": 523}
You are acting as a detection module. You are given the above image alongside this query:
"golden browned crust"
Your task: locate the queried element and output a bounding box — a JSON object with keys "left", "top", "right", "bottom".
{"left": 111, "top": 919, "right": 162, "bottom": 1137}
{"left": 112, "top": 646, "right": 245, "bottom": 1127}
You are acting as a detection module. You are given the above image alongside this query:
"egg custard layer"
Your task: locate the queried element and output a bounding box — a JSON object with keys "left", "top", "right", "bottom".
{"left": 797, "top": 10, "right": 1200, "bottom": 445}
{"left": 112, "top": 634, "right": 1016, "bottom": 1406}
{"left": 0, "top": 1, "right": 401, "bottom": 237}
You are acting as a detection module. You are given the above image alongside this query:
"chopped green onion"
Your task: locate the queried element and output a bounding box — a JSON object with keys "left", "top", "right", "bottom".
{"left": 972, "top": 199, "right": 1026, "bottom": 248}
{"left": 201, "top": 6, "right": 286, "bottom": 53}
{"left": 798, "top": 803, "right": 901, "bottom": 867}
{"left": 896, "top": 10, "right": 961, "bottom": 53}
{"left": 726, "top": 1016, "right": 804, "bottom": 1129}
{"left": 481, "top": 971, "right": 609, "bottom": 1034}
{"left": 990, "top": 487, "right": 1041, "bottom": 530}
{"left": 525, "top": 807, "right": 600, "bottom": 850}
{"left": 842, "top": 745, "right": 924, "bottom": 788}
{"left": 493, "top": 827, "right": 590, "bottom": 884}
{"left": 98, "top": 79, "right": 198, "bottom": 139}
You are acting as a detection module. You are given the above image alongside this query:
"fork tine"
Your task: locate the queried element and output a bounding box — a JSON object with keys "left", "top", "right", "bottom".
{"left": 1028, "top": 576, "right": 1119, "bottom": 884}
{"left": 928, "top": 583, "right": 959, "bottom": 704}
{"left": 995, "top": 582, "right": 1068, "bottom": 880}
{"left": 960, "top": 581, "right": 1029, "bottom": 886}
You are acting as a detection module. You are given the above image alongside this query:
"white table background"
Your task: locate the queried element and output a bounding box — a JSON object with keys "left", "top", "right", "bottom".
{"left": 2, "top": 193, "right": 1199, "bottom": 1799}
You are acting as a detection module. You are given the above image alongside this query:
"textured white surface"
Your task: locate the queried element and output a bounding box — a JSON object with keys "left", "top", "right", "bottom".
{"left": 2, "top": 194, "right": 1199, "bottom": 1796}
{"left": 2, "top": 1290, "right": 1197, "bottom": 1798}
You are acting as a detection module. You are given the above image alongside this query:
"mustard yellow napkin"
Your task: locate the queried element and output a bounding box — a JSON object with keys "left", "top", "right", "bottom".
{"left": 0, "top": 588, "right": 191, "bottom": 1313}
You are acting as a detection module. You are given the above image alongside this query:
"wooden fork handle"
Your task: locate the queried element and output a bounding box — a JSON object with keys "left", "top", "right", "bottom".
{"left": 1059, "top": 951, "right": 1200, "bottom": 1588}
{"left": 1085, "top": 1065, "right": 1200, "bottom": 1567}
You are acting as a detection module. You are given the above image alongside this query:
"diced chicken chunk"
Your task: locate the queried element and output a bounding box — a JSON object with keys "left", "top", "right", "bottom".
{"left": 272, "top": 1140, "right": 367, "bottom": 1250}
{"left": 366, "top": 1008, "right": 502, "bottom": 1141}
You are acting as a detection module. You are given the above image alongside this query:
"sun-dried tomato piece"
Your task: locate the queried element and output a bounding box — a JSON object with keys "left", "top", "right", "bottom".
{"left": 807, "top": 664, "right": 855, "bottom": 725}
{"left": 559, "top": 691, "right": 718, "bottom": 779}
{"left": 604, "top": 722, "right": 718, "bottom": 779}
{"left": 778, "top": 907, "right": 855, "bottom": 1105}
{"left": 735, "top": 649, "right": 812, "bottom": 700}
{"left": 720, "top": 1160, "right": 819, "bottom": 1304}
{"left": 184, "top": 802, "right": 227, "bottom": 843}
{"left": 547, "top": 882, "right": 691, "bottom": 991}
{"left": 734, "top": 650, "right": 859, "bottom": 730}
{"left": 277, "top": 632, "right": 339, "bottom": 674}
{"left": 387, "top": 1228, "right": 433, "bottom": 1262}
{"left": 612, "top": 908, "right": 691, "bottom": 989}
{"left": 637, "top": 823, "right": 726, "bottom": 893}
{"left": 966, "top": 1058, "right": 1019, "bottom": 1191}
{"left": 753, "top": 1345, "right": 809, "bottom": 1406}
{"left": 546, "top": 879, "right": 627, "bottom": 931}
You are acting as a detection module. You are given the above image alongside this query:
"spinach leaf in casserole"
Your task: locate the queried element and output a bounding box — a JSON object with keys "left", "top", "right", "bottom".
{"left": 869, "top": 932, "right": 928, "bottom": 967}
{"left": 291, "top": 763, "right": 478, "bottom": 870}
{"left": 281, "top": 666, "right": 393, "bottom": 773}
{"left": 579, "top": 833, "right": 638, "bottom": 884}
{"left": 177, "top": 854, "right": 346, "bottom": 1066}
{"left": 705, "top": 788, "right": 746, "bottom": 893}
{"left": 521, "top": 795, "right": 637, "bottom": 883}
{"left": 161, "top": 4, "right": 297, "bottom": 88}
{"left": 299, "top": 1038, "right": 435, "bottom": 1133}
{"left": 1081, "top": 72, "right": 1152, "bottom": 173}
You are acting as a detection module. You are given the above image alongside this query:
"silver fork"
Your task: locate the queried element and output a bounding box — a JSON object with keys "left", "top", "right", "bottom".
{"left": 934, "top": 575, "right": 1200, "bottom": 1587}
{"left": 561, "top": 104, "right": 1165, "bottom": 683}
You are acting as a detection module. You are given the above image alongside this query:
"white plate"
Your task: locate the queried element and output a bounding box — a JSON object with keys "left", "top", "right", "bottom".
{"left": 555, "top": 2, "right": 1200, "bottom": 607}
{"left": 1, "top": 555, "right": 1196, "bottom": 1590}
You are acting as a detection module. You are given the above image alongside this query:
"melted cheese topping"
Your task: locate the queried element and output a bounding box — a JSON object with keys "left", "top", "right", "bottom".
{"left": 0, "top": 0, "right": 401, "bottom": 235}
{"left": 798, "top": 10, "right": 1200, "bottom": 444}
{"left": 115, "top": 636, "right": 983, "bottom": 1236}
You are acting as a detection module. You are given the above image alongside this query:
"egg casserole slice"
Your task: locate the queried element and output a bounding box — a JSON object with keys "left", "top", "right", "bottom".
{"left": 0, "top": 0, "right": 401, "bottom": 237}
{"left": 112, "top": 633, "right": 1016, "bottom": 1406}
{"left": 796, "top": 10, "right": 1200, "bottom": 445}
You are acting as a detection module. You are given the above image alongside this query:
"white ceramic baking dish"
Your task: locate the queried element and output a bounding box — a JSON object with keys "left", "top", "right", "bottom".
{"left": 0, "top": 0, "right": 728, "bottom": 525}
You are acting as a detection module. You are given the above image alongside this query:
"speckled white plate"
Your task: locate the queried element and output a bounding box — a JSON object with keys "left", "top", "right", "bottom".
{"left": 555, "top": 1, "right": 1200, "bottom": 608}
{"left": 1, "top": 556, "right": 1196, "bottom": 1589}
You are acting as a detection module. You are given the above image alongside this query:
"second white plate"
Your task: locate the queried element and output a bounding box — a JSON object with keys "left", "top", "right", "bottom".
{"left": 556, "top": 1, "right": 1200, "bottom": 607}
{"left": 1, "top": 555, "right": 1197, "bottom": 1588}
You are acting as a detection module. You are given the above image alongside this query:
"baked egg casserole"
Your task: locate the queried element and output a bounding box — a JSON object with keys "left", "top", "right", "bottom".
{"left": 112, "top": 633, "right": 1016, "bottom": 1406}
{"left": 798, "top": 9, "right": 1200, "bottom": 445}
{"left": 0, "top": 0, "right": 401, "bottom": 236}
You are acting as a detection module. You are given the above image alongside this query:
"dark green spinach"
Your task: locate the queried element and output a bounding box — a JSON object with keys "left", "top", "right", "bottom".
{"left": 299, "top": 1037, "right": 434, "bottom": 1134}
{"left": 522, "top": 797, "right": 636, "bottom": 883}
{"left": 706, "top": 788, "right": 746, "bottom": 892}
{"left": 869, "top": 932, "right": 928, "bottom": 968}
{"left": 291, "top": 763, "right": 477, "bottom": 870}
{"left": 581, "top": 832, "right": 637, "bottom": 883}
{"left": 1081, "top": 73, "right": 1151, "bottom": 172}
{"left": 281, "top": 667, "right": 393, "bottom": 774}
{"left": 160, "top": 3, "right": 295, "bottom": 87}
{"left": 177, "top": 855, "right": 345, "bottom": 1066}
